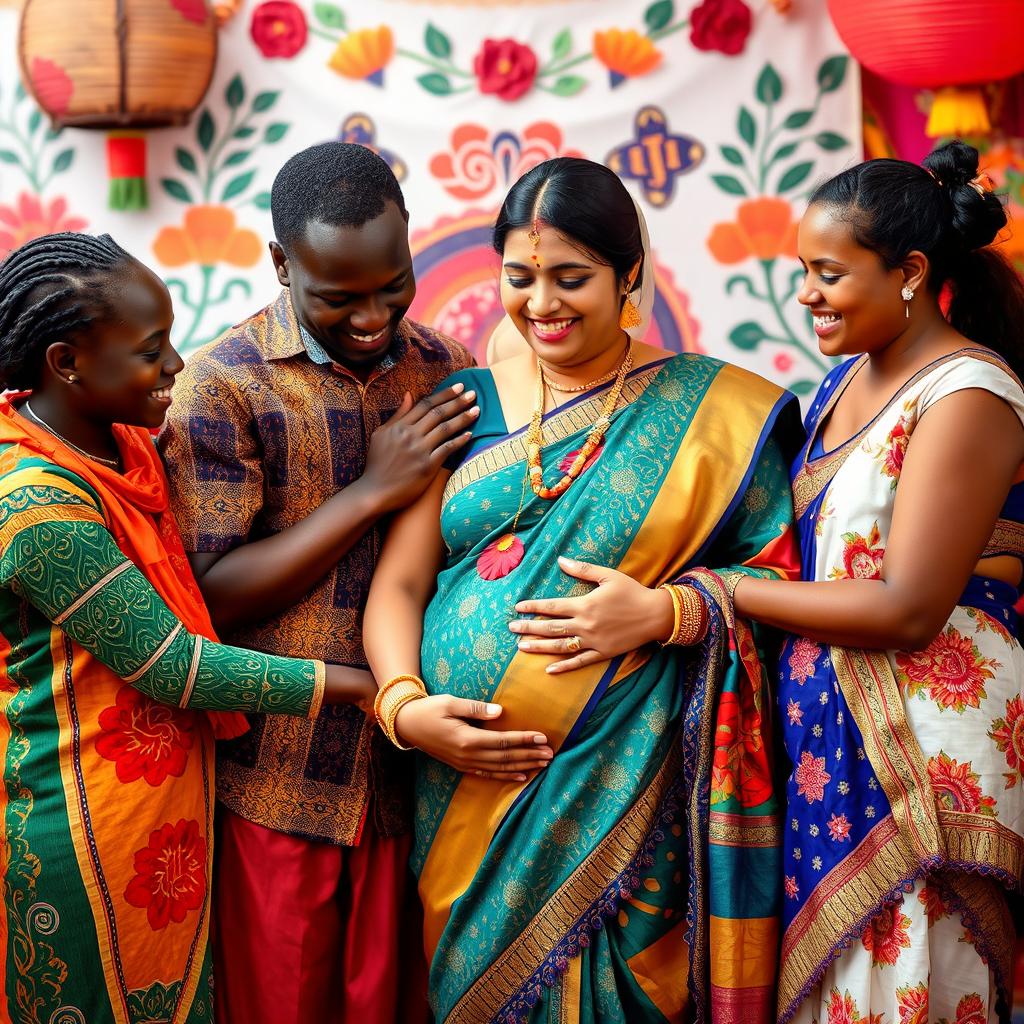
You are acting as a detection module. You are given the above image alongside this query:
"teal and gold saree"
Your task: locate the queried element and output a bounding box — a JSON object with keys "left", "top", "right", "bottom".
{"left": 417, "top": 353, "right": 801, "bottom": 1023}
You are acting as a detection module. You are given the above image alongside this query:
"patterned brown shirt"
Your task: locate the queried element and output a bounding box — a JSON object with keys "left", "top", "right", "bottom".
{"left": 159, "top": 290, "right": 472, "bottom": 844}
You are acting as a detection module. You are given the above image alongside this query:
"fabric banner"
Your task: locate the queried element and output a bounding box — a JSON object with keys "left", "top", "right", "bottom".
{"left": 0, "top": 0, "right": 859, "bottom": 392}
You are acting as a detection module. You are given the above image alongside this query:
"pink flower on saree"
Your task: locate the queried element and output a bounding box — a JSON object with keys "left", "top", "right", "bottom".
{"left": 476, "top": 533, "right": 525, "bottom": 580}
{"left": 124, "top": 819, "right": 207, "bottom": 930}
{"left": 786, "top": 698, "right": 803, "bottom": 726}
{"left": 895, "top": 626, "right": 997, "bottom": 713}
{"left": 917, "top": 883, "right": 950, "bottom": 926}
{"left": 827, "top": 813, "right": 852, "bottom": 842}
{"left": 829, "top": 522, "right": 885, "bottom": 580}
{"left": 794, "top": 751, "right": 830, "bottom": 804}
{"left": 861, "top": 900, "right": 911, "bottom": 966}
{"left": 927, "top": 751, "right": 997, "bottom": 816}
{"left": 896, "top": 983, "right": 928, "bottom": 1024}
{"left": 954, "top": 994, "right": 987, "bottom": 1024}
{"left": 784, "top": 875, "right": 799, "bottom": 899}
{"left": 989, "top": 694, "right": 1024, "bottom": 788}
{"left": 96, "top": 685, "right": 194, "bottom": 786}
{"left": 825, "top": 988, "right": 862, "bottom": 1024}
{"left": 787, "top": 637, "right": 822, "bottom": 685}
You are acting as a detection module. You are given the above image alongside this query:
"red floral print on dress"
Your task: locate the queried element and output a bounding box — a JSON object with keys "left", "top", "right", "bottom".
{"left": 794, "top": 750, "right": 831, "bottom": 804}
{"left": 952, "top": 994, "right": 986, "bottom": 1024}
{"left": 786, "top": 698, "right": 803, "bottom": 726}
{"left": 784, "top": 875, "right": 799, "bottom": 900}
{"left": 827, "top": 812, "right": 852, "bottom": 842}
{"left": 927, "top": 751, "right": 998, "bottom": 816}
{"left": 476, "top": 534, "right": 525, "bottom": 580}
{"left": 124, "top": 819, "right": 207, "bottom": 930}
{"left": 829, "top": 522, "right": 885, "bottom": 580}
{"left": 559, "top": 442, "right": 604, "bottom": 476}
{"left": 917, "top": 883, "right": 950, "bottom": 926}
{"left": 989, "top": 694, "right": 1024, "bottom": 788}
{"left": 711, "top": 687, "right": 771, "bottom": 808}
{"left": 861, "top": 900, "right": 911, "bottom": 967}
{"left": 787, "top": 637, "right": 822, "bottom": 685}
{"left": 96, "top": 685, "right": 195, "bottom": 786}
{"left": 895, "top": 626, "right": 999, "bottom": 714}
{"left": 825, "top": 987, "right": 862, "bottom": 1024}
{"left": 867, "top": 411, "right": 911, "bottom": 488}
{"left": 896, "top": 983, "right": 928, "bottom": 1024}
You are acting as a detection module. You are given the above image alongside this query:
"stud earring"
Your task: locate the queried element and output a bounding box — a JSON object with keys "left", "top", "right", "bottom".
{"left": 900, "top": 285, "right": 914, "bottom": 319}
{"left": 67, "top": 374, "right": 78, "bottom": 383}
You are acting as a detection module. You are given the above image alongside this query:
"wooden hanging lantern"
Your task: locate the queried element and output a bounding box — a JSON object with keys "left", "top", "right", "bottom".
{"left": 827, "top": 0, "right": 1024, "bottom": 137}
{"left": 18, "top": 0, "right": 218, "bottom": 208}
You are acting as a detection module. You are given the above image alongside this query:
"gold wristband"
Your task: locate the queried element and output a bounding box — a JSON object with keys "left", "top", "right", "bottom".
{"left": 658, "top": 583, "right": 683, "bottom": 646}
{"left": 374, "top": 676, "right": 428, "bottom": 750}
{"left": 660, "top": 584, "right": 708, "bottom": 646}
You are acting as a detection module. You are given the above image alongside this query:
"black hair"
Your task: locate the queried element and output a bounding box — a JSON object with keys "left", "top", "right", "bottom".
{"left": 0, "top": 231, "right": 136, "bottom": 390}
{"left": 493, "top": 157, "right": 644, "bottom": 287}
{"left": 271, "top": 142, "right": 407, "bottom": 253}
{"left": 809, "top": 140, "right": 1024, "bottom": 379}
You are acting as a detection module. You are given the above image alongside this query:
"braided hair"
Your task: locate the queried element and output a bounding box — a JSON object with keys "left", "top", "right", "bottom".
{"left": 0, "top": 231, "right": 135, "bottom": 390}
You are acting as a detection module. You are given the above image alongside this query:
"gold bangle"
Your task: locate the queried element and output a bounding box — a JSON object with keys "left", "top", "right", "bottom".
{"left": 658, "top": 583, "right": 683, "bottom": 646}
{"left": 374, "top": 676, "right": 428, "bottom": 750}
{"left": 660, "top": 585, "right": 708, "bottom": 646}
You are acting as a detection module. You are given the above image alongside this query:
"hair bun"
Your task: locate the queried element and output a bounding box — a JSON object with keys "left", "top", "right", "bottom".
{"left": 922, "top": 140, "right": 1006, "bottom": 252}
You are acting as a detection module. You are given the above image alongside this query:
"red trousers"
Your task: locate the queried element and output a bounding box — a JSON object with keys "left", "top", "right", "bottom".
{"left": 213, "top": 809, "right": 428, "bottom": 1024}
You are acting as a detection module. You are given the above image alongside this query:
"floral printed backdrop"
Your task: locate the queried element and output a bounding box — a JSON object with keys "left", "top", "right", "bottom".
{"left": 0, "top": 0, "right": 859, "bottom": 393}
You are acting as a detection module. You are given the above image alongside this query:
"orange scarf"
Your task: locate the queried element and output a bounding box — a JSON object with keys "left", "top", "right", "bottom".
{"left": 0, "top": 395, "right": 247, "bottom": 738}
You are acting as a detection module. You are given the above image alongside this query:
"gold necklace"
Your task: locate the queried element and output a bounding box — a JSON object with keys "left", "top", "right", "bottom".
{"left": 544, "top": 363, "right": 622, "bottom": 394}
{"left": 22, "top": 401, "right": 121, "bottom": 468}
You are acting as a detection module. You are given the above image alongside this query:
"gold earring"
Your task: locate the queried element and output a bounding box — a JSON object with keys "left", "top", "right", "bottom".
{"left": 67, "top": 374, "right": 78, "bottom": 383}
{"left": 619, "top": 296, "right": 642, "bottom": 330}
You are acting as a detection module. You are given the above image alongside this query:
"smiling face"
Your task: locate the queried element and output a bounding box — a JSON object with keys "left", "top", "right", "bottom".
{"left": 499, "top": 225, "right": 628, "bottom": 368}
{"left": 272, "top": 202, "right": 415, "bottom": 372}
{"left": 796, "top": 203, "right": 913, "bottom": 359}
{"left": 68, "top": 262, "right": 185, "bottom": 430}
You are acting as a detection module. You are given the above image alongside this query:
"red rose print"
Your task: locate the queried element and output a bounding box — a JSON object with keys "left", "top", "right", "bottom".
{"left": 990, "top": 694, "right": 1024, "bottom": 788}
{"left": 825, "top": 987, "right": 862, "bottom": 1024}
{"left": 830, "top": 523, "right": 885, "bottom": 580}
{"left": 860, "top": 900, "right": 911, "bottom": 967}
{"left": 473, "top": 39, "right": 539, "bottom": 101}
{"left": 477, "top": 533, "right": 525, "bottom": 580}
{"left": 896, "top": 983, "right": 928, "bottom": 1024}
{"left": 787, "top": 637, "right": 822, "bottom": 685}
{"left": 895, "top": 626, "right": 998, "bottom": 713}
{"left": 124, "top": 819, "right": 207, "bottom": 930}
{"left": 96, "top": 685, "right": 194, "bottom": 786}
{"left": 794, "top": 751, "right": 830, "bottom": 804}
{"left": 250, "top": 1, "right": 308, "bottom": 59}
{"left": 689, "top": 0, "right": 753, "bottom": 56}
{"left": 927, "top": 751, "right": 997, "bottom": 816}
{"left": 954, "top": 994, "right": 986, "bottom": 1024}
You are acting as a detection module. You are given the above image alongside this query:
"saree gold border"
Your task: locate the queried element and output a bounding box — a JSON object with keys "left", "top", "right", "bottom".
{"left": 0, "top": 467, "right": 101, "bottom": 512}
{"left": 420, "top": 364, "right": 786, "bottom": 959}
{"left": 984, "top": 517, "right": 1024, "bottom": 558}
{"left": 446, "top": 739, "right": 683, "bottom": 1024}
{"left": 559, "top": 953, "right": 582, "bottom": 1024}
{"left": 939, "top": 810, "right": 1024, "bottom": 881}
{"left": 442, "top": 366, "right": 664, "bottom": 506}
{"left": 943, "top": 871, "right": 1015, "bottom": 993}
{"left": 50, "top": 628, "right": 131, "bottom": 1024}
{"left": 708, "top": 812, "right": 781, "bottom": 848}
{"left": 791, "top": 440, "right": 857, "bottom": 521}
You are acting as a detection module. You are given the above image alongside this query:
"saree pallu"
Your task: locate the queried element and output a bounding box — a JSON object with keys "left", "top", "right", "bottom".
{"left": 416, "top": 354, "right": 802, "bottom": 1023}
{"left": 778, "top": 351, "right": 1024, "bottom": 1024}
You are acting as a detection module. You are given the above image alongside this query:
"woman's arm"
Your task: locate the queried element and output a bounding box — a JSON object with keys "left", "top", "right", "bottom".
{"left": 734, "top": 388, "right": 1024, "bottom": 648}
{"left": 364, "top": 473, "right": 553, "bottom": 780}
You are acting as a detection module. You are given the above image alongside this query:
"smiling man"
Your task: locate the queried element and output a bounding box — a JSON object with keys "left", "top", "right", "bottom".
{"left": 158, "top": 143, "right": 475, "bottom": 1024}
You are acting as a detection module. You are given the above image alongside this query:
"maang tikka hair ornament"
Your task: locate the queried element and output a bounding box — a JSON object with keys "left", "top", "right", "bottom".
{"left": 528, "top": 217, "right": 542, "bottom": 269}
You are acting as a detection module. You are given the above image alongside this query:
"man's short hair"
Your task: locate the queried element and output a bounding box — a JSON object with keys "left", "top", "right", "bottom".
{"left": 271, "top": 142, "right": 407, "bottom": 252}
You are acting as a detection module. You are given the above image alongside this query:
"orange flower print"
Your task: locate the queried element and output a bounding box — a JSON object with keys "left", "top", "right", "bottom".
{"left": 0, "top": 192, "right": 87, "bottom": 259}
{"left": 917, "top": 882, "right": 950, "bottom": 926}
{"left": 328, "top": 27, "right": 394, "bottom": 85}
{"left": 712, "top": 688, "right": 771, "bottom": 808}
{"left": 825, "top": 987, "right": 863, "bottom": 1024}
{"left": 152, "top": 205, "right": 262, "bottom": 268}
{"left": 787, "top": 637, "right": 822, "bottom": 685}
{"left": 827, "top": 812, "right": 852, "bottom": 842}
{"left": 794, "top": 750, "right": 831, "bottom": 804}
{"left": 990, "top": 694, "right": 1024, "bottom": 788}
{"left": 860, "top": 900, "right": 911, "bottom": 967}
{"left": 927, "top": 751, "right": 997, "bottom": 816}
{"left": 476, "top": 534, "right": 525, "bottom": 580}
{"left": 786, "top": 698, "right": 803, "bottom": 726}
{"left": 895, "top": 626, "right": 998, "bottom": 713}
{"left": 593, "top": 29, "right": 662, "bottom": 86}
{"left": 867, "top": 411, "right": 911, "bottom": 488}
{"left": 124, "top": 819, "right": 207, "bottom": 930}
{"left": 96, "top": 685, "right": 194, "bottom": 786}
{"left": 829, "top": 522, "right": 885, "bottom": 580}
{"left": 896, "top": 983, "right": 927, "bottom": 1024}
{"left": 706, "top": 197, "right": 799, "bottom": 265}
{"left": 784, "top": 875, "right": 799, "bottom": 900}
{"left": 952, "top": 993, "right": 986, "bottom": 1024}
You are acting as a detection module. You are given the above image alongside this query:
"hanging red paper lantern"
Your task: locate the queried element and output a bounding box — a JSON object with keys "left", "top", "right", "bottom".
{"left": 827, "top": 0, "right": 1024, "bottom": 136}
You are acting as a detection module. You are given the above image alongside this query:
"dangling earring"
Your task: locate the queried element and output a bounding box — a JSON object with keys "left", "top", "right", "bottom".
{"left": 619, "top": 294, "right": 642, "bottom": 330}
{"left": 901, "top": 285, "right": 914, "bottom": 319}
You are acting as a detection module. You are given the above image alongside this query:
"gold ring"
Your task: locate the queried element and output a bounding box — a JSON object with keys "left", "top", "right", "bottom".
{"left": 566, "top": 635, "right": 582, "bottom": 652}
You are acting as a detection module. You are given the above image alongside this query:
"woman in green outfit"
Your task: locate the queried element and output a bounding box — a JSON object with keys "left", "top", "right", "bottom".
{"left": 0, "top": 232, "right": 375, "bottom": 1023}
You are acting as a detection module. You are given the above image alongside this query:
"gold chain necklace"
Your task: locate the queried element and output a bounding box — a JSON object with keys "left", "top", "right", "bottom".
{"left": 22, "top": 401, "right": 121, "bottom": 468}
{"left": 544, "top": 364, "right": 621, "bottom": 394}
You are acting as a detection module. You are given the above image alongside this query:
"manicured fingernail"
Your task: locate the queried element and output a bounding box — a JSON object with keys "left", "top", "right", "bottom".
{"left": 486, "top": 703, "right": 501, "bottom": 715}
{"left": 534, "top": 734, "right": 548, "bottom": 744}
{"left": 452, "top": 382, "right": 465, "bottom": 393}
{"left": 470, "top": 405, "right": 480, "bottom": 415}
{"left": 546, "top": 664, "right": 559, "bottom": 674}
{"left": 464, "top": 390, "right": 476, "bottom": 400}
{"left": 518, "top": 641, "right": 532, "bottom": 651}
{"left": 508, "top": 621, "right": 522, "bottom": 632}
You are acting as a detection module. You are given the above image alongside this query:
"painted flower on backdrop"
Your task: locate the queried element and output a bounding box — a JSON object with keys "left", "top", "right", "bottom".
{"left": 124, "top": 819, "right": 207, "bottom": 930}
{"left": 250, "top": 1, "right": 308, "bottom": 59}
{"left": 0, "top": 192, "right": 86, "bottom": 258}
{"left": 329, "top": 27, "right": 394, "bottom": 85}
{"left": 707, "top": 197, "right": 799, "bottom": 264}
{"left": 28, "top": 57, "right": 74, "bottom": 117}
{"left": 474, "top": 39, "right": 539, "bottom": 102}
{"left": 689, "top": 0, "right": 752, "bottom": 56}
{"left": 170, "top": 0, "right": 208, "bottom": 24}
{"left": 153, "top": 206, "right": 261, "bottom": 269}
{"left": 593, "top": 29, "right": 662, "bottom": 87}
{"left": 338, "top": 114, "right": 407, "bottom": 182}
{"left": 990, "top": 694, "right": 1024, "bottom": 788}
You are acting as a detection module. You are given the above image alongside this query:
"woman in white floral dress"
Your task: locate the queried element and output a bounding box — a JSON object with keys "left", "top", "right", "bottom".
{"left": 734, "top": 140, "right": 1024, "bottom": 1024}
